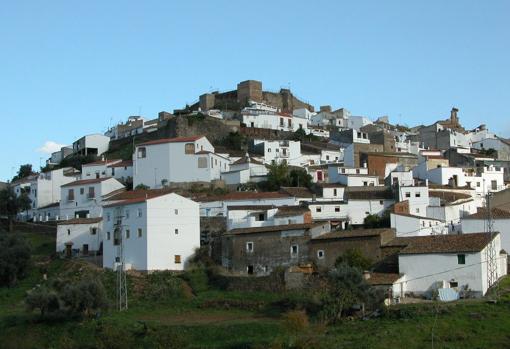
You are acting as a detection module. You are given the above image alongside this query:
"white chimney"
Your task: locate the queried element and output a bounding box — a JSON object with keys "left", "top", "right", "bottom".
{"left": 425, "top": 179, "right": 429, "bottom": 187}
{"left": 363, "top": 162, "right": 367, "bottom": 168}
{"left": 86, "top": 213, "right": 90, "bottom": 218}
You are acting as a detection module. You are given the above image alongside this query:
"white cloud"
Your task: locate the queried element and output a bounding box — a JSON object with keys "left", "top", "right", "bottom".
{"left": 37, "top": 141, "right": 67, "bottom": 154}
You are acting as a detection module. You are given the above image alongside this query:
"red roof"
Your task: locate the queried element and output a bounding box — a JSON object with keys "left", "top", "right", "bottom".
{"left": 61, "top": 177, "right": 114, "bottom": 187}
{"left": 202, "top": 191, "right": 290, "bottom": 202}
{"left": 82, "top": 159, "right": 122, "bottom": 167}
{"left": 104, "top": 190, "right": 172, "bottom": 208}
{"left": 107, "top": 160, "right": 133, "bottom": 168}
{"left": 138, "top": 136, "right": 204, "bottom": 146}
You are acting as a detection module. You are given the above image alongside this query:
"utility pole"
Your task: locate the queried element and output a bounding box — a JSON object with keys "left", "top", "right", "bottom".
{"left": 115, "top": 207, "right": 128, "bottom": 311}
{"left": 485, "top": 192, "right": 497, "bottom": 291}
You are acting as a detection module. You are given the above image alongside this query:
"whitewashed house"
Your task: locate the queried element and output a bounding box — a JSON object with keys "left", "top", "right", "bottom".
{"left": 347, "top": 115, "right": 372, "bottom": 130}
{"left": 252, "top": 139, "right": 303, "bottom": 167}
{"left": 397, "top": 184, "right": 430, "bottom": 216}
{"left": 227, "top": 205, "right": 311, "bottom": 230}
{"left": 395, "top": 233, "right": 506, "bottom": 298}
{"left": 81, "top": 159, "right": 123, "bottom": 179}
{"left": 56, "top": 217, "right": 103, "bottom": 255}
{"left": 221, "top": 156, "right": 268, "bottom": 186}
{"left": 426, "top": 190, "right": 483, "bottom": 232}
{"left": 59, "top": 177, "right": 125, "bottom": 220}
{"left": 133, "top": 136, "right": 230, "bottom": 188}
{"left": 390, "top": 213, "right": 447, "bottom": 236}
{"left": 328, "top": 165, "right": 368, "bottom": 184}
{"left": 242, "top": 102, "right": 309, "bottom": 134}
{"left": 107, "top": 160, "right": 134, "bottom": 183}
{"left": 27, "top": 168, "right": 80, "bottom": 221}
{"left": 343, "top": 187, "right": 395, "bottom": 225}
{"left": 72, "top": 134, "right": 110, "bottom": 156}
{"left": 462, "top": 207, "right": 510, "bottom": 256}
{"left": 472, "top": 137, "right": 510, "bottom": 161}
{"left": 200, "top": 191, "right": 296, "bottom": 217}
{"left": 102, "top": 192, "right": 200, "bottom": 271}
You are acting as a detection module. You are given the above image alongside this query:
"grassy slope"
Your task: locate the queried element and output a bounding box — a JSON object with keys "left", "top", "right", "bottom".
{"left": 1, "top": 232, "right": 510, "bottom": 348}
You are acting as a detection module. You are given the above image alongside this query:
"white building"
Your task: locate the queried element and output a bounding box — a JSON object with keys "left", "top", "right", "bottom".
{"left": 56, "top": 217, "right": 103, "bottom": 255}
{"left": 462, "top": 207, "right": 510, "bottom": 257}
{"left": 397, "top": 185, "right": 430, "bottom": 216}
{"left": 252, "top": 139, "right": 303, "bottom": 167}
{"left": 72, "top": 134, "right": 110, "bottom": 156}
{"left": 221, "top": 156, "right": 268, "bottom": 186}
{"left": 472, "top": 137, "right": 510, "bottom": 161}
{"left": 60, "top": 177, "right": 125, "bottom": 220}
{"left": 102, "top": 192, "right": 200, "bottom": 271}
{"left": 26, "top": 168, "right": 80, "bottom": 220}
{"left": 390, "top": 213, "right": 447, "bottom": 236}
{"left": 133, "top": 136, "right": 230, "bottom": 188}
{"left": 327, "top": 165, "right": 369, "bottom": 184}
{"left": 81, "top": 159, "right": 123, "bottom": 179}
{"left": 396, "top": 233, "right": 506, "bottom": 297}
{"left": 348, "top": 115, "right": 372, "bottom": 130}
{"left": 242, "top": 103, "right": 309, "bottom": 134}
{"left": 226, "top": 205, "right": 310, "bottom": 230}
{"left": 107, "top": 160, "right": 134, "bottom": 183}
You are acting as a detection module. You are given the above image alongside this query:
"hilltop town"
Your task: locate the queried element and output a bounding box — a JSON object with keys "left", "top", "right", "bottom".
{"left": 5, "top": 79, "right": 510, "bottom": 298}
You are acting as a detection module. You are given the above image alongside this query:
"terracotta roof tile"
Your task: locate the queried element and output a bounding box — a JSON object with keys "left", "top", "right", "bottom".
{"left": 226, "top": 222, "right": 326, "bottom": 235}
{"left": 57, "top": 217, "right": 103, "bottom": 225}
{"left": 312, "top": 228, "right": 395, "bottom": 240}
{"left": 107, "top": 160, "right": 133, "bottom": 168}
{"left": 464, "top": 207, "right": 510, "bottom": 220}
{"left": 61, "top": 177, "right": 115, "bottom": 187}
{"left": 366, "top": 273, "right": 403, "bottom": 285}
{"left": 138, "top": 136, "right": 204, "bottom": 146}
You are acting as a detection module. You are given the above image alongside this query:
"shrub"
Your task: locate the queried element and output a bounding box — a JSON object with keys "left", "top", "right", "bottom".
{"left": 143, "top": 271, "right": 187, "bottom": 301}
{"left": 283, "top": 310, "right": 309, "bottom": 334}
{"left": 334, "top": 248, "right": 372, "bottom": 270}
{"left": 180, "top": 267, "right": 209, "bottom": 293}
{"left": 25, "top": 286, "right": 61, "bottom": 318}
{"left": 60, "top": 279, "right": 109, "bottom": 317}
{"left": 0, "top": 235, "right": 31, "bottom": 286}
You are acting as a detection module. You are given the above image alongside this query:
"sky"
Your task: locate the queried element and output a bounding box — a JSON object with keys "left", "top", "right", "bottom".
{"left": 1, "top": 0, "right": 509, "bottom": 181}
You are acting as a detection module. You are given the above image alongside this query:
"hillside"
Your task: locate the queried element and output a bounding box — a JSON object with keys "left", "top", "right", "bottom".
{"left": 1, "top": 231, "right": 510, "bottom": 348}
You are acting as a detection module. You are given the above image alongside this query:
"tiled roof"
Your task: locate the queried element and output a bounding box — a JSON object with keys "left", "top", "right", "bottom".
{"left": 387, "top": 232, "right": 497, "bottom": 254}
{"left": 366, "top": 273, "right": 403, "bottom": 285}
{"left": 61, "top": 177, "right": 114, "bottom": 187}
{"left": 320, "top": 183, "right": 346, "bottom": 188}
{"left": 346, "top": 186, "right": 394, "bottom": 200}
{"left": 38, "top": 202, "right": 60, "bottom": 209}
{"left": 391, "top": 212, "right": 443, "bottom": 221}
{"left": 107, "top": 160, "right": 133, "bottom": 168}
{"left": 104, "top": 189, "right": 178, "bottom": 207}
{"left": 232, "top": 156, "right": 264, "bottom": 165}
{"left": 57, "top": 217, "right": 103, "bottom": 225}
{"left": 428, "top": 190, "right": 471, "bottom": 204}
{"left": 274, "top": 206, "right": 310, "bottom": 217}
{"left": 82, "top": 159, "right": 122, "bottom": 167}
{"left": 138, "top": 136, "right": 204, "bottom": 146}
{"left": 312, "top": 228, "right": 395, "bottom": 240}
{"left": 279, "top": 187, "right": 314, "bottom": 198}
{"left": 202, "top": 191, "right": 290, "bottom": 202}
{"left": 463, "top": 207, "right": 510, "bottom": 220}
{"left": 226, "top": 222, "right": 325, "bottom": 236}
{"left": 227, "top": 205, "right": 274, "bottom": 211}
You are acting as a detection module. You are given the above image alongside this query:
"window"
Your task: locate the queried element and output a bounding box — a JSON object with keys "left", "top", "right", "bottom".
{"left": 477, "top": 182, "right": 481, "bottom": 187}
{"left": 137, "top": 147, "right": 146, "bottom": 158}
{"left": 280, "top": 118, "right": 284, "bottom": 127}
{"left": 80, "top": 188, "right": 84, "bottom": 195}
{"left": 137, "top": 208, "right": 142, "bottom": 217}
{"left": 107, "top": 213, "right": 111, "bottom": 221}
{"left": 125, "top": 209, "right": 130, "bottom": 219}
{"left": 91, "top": 228, "right": 97, "bottom": 235}
{"left": 88, "top": 187, "right": 95, "bottom": 199}
{"left": 268, "top": 148, "right": 271, "bottom": 152}
{"left": 67, "top": 229, "right": 71, "bottom": 236}
{"left": 174, "top": 209, "right": 179, "bottom": 215}
{"left": 379, "top": 200, "right": 384, "bottom": 205}
{"left": 341, "top": 168, "right": 346, "bottom": 174}
{"left": 363, "top": 181, "right": 368, "bottom": 186}
{"left": 415, "top": 192, "right": 421, "bottom": 198}
{"left": 126, "top": 230, "right": 130, "bottom": 239}
{"left": 246, "top": 242, "right": 254, "bottom": 253}
{"left": 138, "top": 228, "right": 143, "bottom": 238}
{"left": 457, "top": 254, "right": 466, "bottom": 264}
{"left": 184, "top": 143, "right": 195, "bottom": 154}
{"left": 290, "top": 245, "right": 299, "bottom": 256}
{"left": 174, "top": 255, "right": 181, "bottom": 264}
{"left": 198, "top": 157, "right": 207, "bottom": 168}
{"left": 68, "top": 189, "right": 75, "bottom": 201}
{"left": 326, "top": 155, "right": 330, "bottom": 161}
{"left": 356, "top": 169, "right": 360, "bottom": 174}
{"left": 450, "top": 281, "right": 458, "bottom": 288}
{"left": 333, "top": 189, "right": 337, "bottom": 196}
{"left": 107, "top": 232, "right": 111, "bottom": 240}
{"left": 416, "top": 208, "right": 420, "bottom": 213}
{"left": 405, "top": 192, "right": 411, "bottom": 198}
{"left": 317, "top": 250, "right": 325, "bottom": 259}
{"left": 174, "top": 228, "right": 179, "bottom": 235}
{"left": 335, "top": 206, "right": 340, "bottom": 212}
{"left": 316, "top": 207, "right": 322, "bottom": 213}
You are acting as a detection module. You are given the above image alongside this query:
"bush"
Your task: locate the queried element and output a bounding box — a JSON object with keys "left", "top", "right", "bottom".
{"left": 25, "top": 286, "right": 61, "bottom": 318}
{"left": 143, "top": 271, "right": 188, "bottom": 302}
{"left": 0, "top": 235, "right": 31, "bottom": 287}
{"left": 334, "top": 248, "right": 372, "bottom": 270}
{"left": 61, "top": 279, "right": 109, "bottom": 317}
{"left": 180, "top": 267, "right": 209, "bottom": 293}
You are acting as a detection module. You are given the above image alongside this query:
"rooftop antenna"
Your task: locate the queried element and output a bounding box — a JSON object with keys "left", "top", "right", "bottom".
{"left": 114, "top": 207, "right": 128, "bottom": 311}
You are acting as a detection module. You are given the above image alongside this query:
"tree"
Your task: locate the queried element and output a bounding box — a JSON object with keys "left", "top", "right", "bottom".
{"left": 60, "top": 279, "right": 109, "bottom": 317}
{"left": 0, "top": 235, "right": 32, "bottom": 287}
{"left": 363, "top": 211, "right": 390, "bottom": 228}
{"left": 319, "top": 264, "right": 372, "bottom": 323}
{"left": 220, "top": 132, "right": 246, "bottom": 151}
{"left": 266, "top": 161, "right": 289, "bottom": 190}
{"left": 0, "top": 188, "right": 32, "bottom": 232}
{"left": 289, "top": 169, "right": 313, "bottom": 188}
{"left": 11, "top": 164, "right": 34, "bottom": 182}
{"left": 334, "top": 248, "right": 372, "bottom": 270}
{"left": 134, "top": 184, "right": 150, "bottom": 190}
{"left": 25, "top": 286, "right": 61, "bottom": 318}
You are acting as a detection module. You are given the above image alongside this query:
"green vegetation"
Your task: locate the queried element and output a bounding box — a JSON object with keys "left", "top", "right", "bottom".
{"left": 363, "top": 211, "right": 391, "bottom": 228}
{"left": 218, "top": 131, "right": 247, "bottom": 151}
{"left": 0, "top": 188, "right": 32, "bottom": 232}
{"left": 265, "top": 161, "right": 313, "bottom": 190}
{"left": 334, "top": 248, "right": 373, "bottom": 271}
{"left": 478, "top": 148, "right": 498, "bottom": 157}
{"left": 1, "top": 232, "right": 510, "bottom": 348}
{"left": 291, "top": 128, "right": 320, "bottom": 142}
{"left": 11, "top": 164, "right": 35, "bottom": 182}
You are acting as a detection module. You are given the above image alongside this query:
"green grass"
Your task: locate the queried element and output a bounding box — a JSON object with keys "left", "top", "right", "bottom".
{"left": 2, "top": 232, "right": 510, "bottom": 348}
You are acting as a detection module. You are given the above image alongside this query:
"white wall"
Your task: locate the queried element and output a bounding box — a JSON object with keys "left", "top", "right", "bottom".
{"left": 390, "top": 213, "right": 447, "bottom": 236}
{"left": 56, "top": 221, "right": 102, "bottom": 253}
{"left": 462, "top": 218, "right": 510, "bottom": 255}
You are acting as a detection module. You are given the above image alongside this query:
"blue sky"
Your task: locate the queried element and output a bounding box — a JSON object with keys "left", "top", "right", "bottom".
{"left": 1, "top": 0, "right": 509, "bottom": 181}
